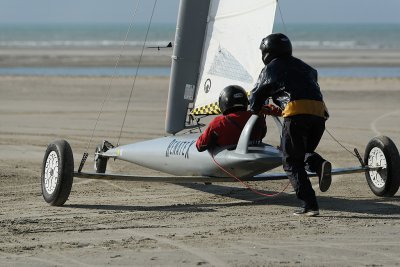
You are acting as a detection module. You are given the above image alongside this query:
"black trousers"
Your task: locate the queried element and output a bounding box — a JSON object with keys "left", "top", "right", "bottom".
{"left": 282, "top": 115, "right": 326, "bottom": 210}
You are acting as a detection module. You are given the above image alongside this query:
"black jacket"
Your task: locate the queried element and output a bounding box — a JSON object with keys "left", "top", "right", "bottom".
{"left": 250, "top": 56, "right": 328, "bottom": 119}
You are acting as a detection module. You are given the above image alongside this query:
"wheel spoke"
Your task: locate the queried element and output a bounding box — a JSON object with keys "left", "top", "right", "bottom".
{"left": 368, "top": 147, "right": 387, "bottom": 188}
{"left": 44, "top": 151, "right": 59, "bottom": 194}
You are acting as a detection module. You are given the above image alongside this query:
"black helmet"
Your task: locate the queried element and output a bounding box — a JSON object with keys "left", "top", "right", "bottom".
{"left": 259, "top": 33, "right": 292, "bottom": 65}
{"left": 218, "top": 85, "right": 248, "bottom": 115}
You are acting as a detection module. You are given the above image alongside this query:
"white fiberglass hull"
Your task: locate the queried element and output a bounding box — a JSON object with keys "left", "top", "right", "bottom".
{"left": 103, "top": 133, "right": 282, "bottom": 177}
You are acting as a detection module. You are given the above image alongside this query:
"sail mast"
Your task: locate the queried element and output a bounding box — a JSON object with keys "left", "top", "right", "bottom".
{"left": 165, "top": 0, "right": 211, "bottom": 134}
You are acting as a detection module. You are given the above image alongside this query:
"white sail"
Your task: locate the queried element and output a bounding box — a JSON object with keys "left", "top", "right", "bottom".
{"left": 165, "top": 0, "right": 276, "bottom": 134}
{"left": 192, "top": 0, "right": 277, "bottom": 115}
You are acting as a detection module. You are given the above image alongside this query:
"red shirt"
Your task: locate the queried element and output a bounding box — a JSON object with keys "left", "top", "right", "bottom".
{"left": 196, "top": 111, "right": 266, "bottom": 152}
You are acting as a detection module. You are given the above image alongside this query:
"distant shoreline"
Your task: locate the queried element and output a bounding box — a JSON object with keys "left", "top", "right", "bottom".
{"left": 1, "top": 47, "right": 400, "bottom": 68}
{"left": 1, "top": 66, "right": 400, "bottom": 78}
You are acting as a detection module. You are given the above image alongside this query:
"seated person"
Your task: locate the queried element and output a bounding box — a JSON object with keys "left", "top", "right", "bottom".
{"left": 196, "top": 85, "right": 267, "bottom": 152}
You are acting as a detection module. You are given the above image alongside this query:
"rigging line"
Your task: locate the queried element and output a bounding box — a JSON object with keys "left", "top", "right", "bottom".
{"left": 84, "top": 0, "right": 141, "bottom": 153}
{"left": 276, "top": 0, "right": 288, "bottom": 35}
{"left": 117, "top": 0, "right": 158, "bottom": 146}
{"left": 325, "top": 127, "right": 358, "bottom": 158}
{"left": 211, "top": 149, "right": 290, "bottom": 198}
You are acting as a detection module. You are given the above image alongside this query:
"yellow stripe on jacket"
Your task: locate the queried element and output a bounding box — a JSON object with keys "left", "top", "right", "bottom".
{"left": 282, "top": 99, "right": 328, "bottom": 118}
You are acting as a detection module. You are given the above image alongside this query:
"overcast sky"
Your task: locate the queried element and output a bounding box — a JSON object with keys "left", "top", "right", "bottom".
{"left": 1, "top": 0, "right": 400, "bottom": 24}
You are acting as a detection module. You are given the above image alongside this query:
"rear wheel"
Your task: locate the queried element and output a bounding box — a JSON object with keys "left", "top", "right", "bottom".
{"left": 41, "top": 140, "right": 74, "bottom": 206}
{"left": 364, "top": 136, "right": 400, "bottom": 197}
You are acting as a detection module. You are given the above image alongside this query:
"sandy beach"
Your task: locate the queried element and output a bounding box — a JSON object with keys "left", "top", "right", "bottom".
{"left": 1, "top": 47, "right": 400, "bottom": 266}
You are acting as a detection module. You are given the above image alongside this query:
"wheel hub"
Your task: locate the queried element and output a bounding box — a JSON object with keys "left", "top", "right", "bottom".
{"left": 44, "top": 151, "right": 59, "bottom": 194}
{"left": 368, "top": 147, "right": 387, "bottom": 188}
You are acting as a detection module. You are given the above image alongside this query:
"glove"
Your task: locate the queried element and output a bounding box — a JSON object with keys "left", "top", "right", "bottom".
{"left": 261, "top": 104, "right": 282, "bottom": 116}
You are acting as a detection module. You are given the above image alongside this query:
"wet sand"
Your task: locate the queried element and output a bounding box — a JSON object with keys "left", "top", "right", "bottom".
{"left": 2, "top": 47, "right": 400, "bottom": 67}
{"left": 1, "top": 49, "right": 400, "bottom": 266}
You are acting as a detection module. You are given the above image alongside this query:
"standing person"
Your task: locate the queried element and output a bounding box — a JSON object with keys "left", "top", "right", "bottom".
{"left": 249, "top": 33, "right": 331, "bottom": 217}
{"left": 196, "top": 85, "right": 266, "bottom": 152}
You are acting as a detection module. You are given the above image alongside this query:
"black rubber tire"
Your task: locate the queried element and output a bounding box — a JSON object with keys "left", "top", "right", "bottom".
{"left": 364, "top": 136, "right": 400, "bottom": 197}
{"left": 41, "top": 140, "right": 74, "bottom": 206}
{"left": 94, "top": 144, "right": 108, "bottom": 173}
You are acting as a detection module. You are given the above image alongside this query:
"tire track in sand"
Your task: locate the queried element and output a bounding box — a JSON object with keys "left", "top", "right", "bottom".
{"left": 370, "top": 110, "right": 400, "bottom": 136}
{"left": 112, "top": 228, "right": 228, "bottom": 267}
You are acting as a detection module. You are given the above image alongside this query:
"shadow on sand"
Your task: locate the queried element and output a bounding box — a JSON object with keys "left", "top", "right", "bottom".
{"left": 66, "top": 182, "right": 400, "bottom": 218}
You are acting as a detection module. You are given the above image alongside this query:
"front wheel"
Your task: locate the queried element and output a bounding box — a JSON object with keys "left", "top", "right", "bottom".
{"left": 41, "top": 140, "right": 74, "bottom": 206}
{"left": 94, "top": 143, "right": 109, "bottom": 173}
{"left": 364, "top": 136, "right": 400, "bottom": 197}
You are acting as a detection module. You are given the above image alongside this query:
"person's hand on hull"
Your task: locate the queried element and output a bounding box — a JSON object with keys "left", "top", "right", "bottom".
{"left": 261, "top": 104, "right": 282, "bottom": 116}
